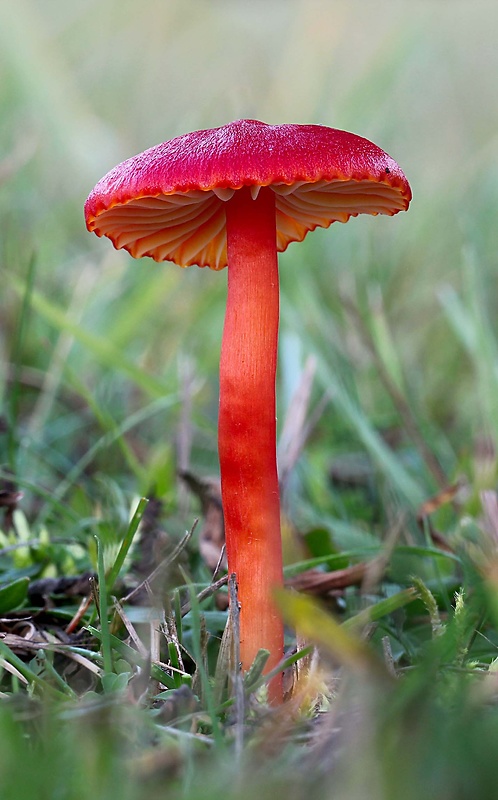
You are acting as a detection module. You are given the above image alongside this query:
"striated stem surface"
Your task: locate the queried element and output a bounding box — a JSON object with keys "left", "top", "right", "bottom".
{"left": 219, "top": 186, "right": 284, "bottom": 702}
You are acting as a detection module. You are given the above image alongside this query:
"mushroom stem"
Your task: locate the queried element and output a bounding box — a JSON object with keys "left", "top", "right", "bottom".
{"left": 220, "top": 186, "right": 284, "bottom": 703}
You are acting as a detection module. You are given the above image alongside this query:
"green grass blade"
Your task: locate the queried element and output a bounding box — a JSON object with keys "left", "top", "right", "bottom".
{"left": 7, "top": 275, "right": 169, "bottom": 398}
{"left": 184, "top": 576, "right": 224, "bottom": 747}
{"left": 6, "top": 255, "right": 36, "bottom": 471}
{"left": 105, "top": 497, "right": 148, "bottom": 593}
{"left": 95, "top": 536, "right": 113, "bottom": 680}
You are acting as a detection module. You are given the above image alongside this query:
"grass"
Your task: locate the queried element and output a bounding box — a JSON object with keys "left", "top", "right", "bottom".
{"left": 1, "top": 1, "right": 498, "bottom": 797}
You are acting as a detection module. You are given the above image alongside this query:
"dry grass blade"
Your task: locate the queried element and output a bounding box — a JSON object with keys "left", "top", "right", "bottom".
{"left": 361, "top": 514, "right": 405, "bottom": 595}
{"left": 417, "top": 481, "right": 465, "bottom": 521}
{"left": 0, "top": 657, "right": 29, "bottom": 684}
{"left": 214, "top": 607, "right": 232, "bottom": 705}
{"left": 180, "top": 574, "right": 228, "bottom": 617}
{"left": 65, "top": 594, "right": 93, "bottom": 635}
{"left": 416, "top": 482, "right": 464, "bottom": 552}
{"left": 0, "top": 633, "right": 102, "bottom": 677}
{"left": 179, "top": 472, "right": 225, "bottom": 573}
{"left": 278, "top": 355, "right": 318, "bottom": 493}
{"left": 162, "top": 597, "right": 186, "bottom": 676}
{"left": 113, "top": 598, "right": 148, "bottom": 658}
{"left": 123, "top": 519, "right": 198, "bottom": 603}
{"left": 228, "top": 573, "right": 244, "bottom": 757}
{"left": 287, "top": 561, "right": 368, "bottom": 594}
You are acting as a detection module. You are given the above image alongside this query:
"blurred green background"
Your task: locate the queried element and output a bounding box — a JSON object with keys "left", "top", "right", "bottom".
{"left": 1, "top": 0, "right": 497, "bottom": 523}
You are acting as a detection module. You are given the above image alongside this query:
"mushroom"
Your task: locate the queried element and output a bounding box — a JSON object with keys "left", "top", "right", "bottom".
{"left": 85, "top": 119, "right": 411, "bottom": 703}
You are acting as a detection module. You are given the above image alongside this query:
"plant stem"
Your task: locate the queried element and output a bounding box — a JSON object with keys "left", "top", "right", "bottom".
{"left": 219, "top": 186, "right": 284, "bottom": 703}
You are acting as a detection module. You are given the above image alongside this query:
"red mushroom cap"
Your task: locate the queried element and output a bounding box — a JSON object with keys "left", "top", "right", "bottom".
{"left": 84, "top": 119, "right": 411, "bottom": 270}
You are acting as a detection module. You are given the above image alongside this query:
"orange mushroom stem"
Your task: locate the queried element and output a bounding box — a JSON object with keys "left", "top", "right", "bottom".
{"left": 220, "top": 186, "right": 283, "bottom": 700}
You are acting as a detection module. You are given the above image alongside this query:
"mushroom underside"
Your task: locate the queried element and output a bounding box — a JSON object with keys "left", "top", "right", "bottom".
{"left": 87, "top": 179, "right": 408, "bottom": 269}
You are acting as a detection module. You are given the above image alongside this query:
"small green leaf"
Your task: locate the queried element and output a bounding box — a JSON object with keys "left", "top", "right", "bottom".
{"left": 0, "top": 577, "right": 29, "bottom": 614}
{"left": 101, "top": 672, "right": 130, "bottom": 694}
{"left": 244, "top": 649, "right": 270, "bottom": 691}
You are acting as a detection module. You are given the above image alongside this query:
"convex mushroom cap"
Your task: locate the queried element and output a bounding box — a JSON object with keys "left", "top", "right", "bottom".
{"left": 84, "top": 118, "right": 412, "bottom": 270}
